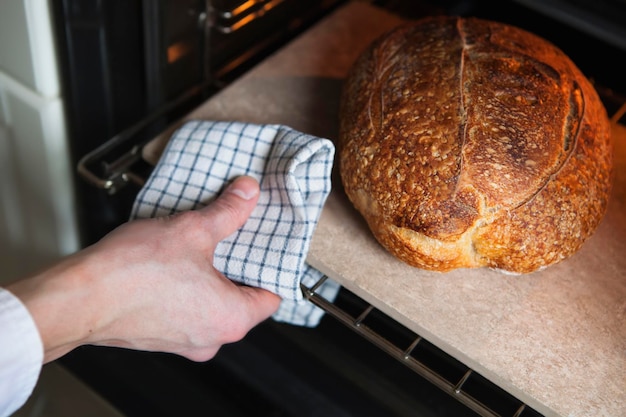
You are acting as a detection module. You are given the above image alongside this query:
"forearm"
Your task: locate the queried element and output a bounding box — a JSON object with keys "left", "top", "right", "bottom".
{"left": 7, "top": 253, "right": 98, "bottom": 363}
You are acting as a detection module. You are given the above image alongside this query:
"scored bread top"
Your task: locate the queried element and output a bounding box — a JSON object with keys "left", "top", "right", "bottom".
{"left": 338, "top": 16, "right": 612, "bottom": 272}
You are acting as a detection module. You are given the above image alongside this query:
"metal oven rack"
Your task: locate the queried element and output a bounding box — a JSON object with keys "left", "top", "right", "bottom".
{"left": 77, "top": 78, "right": 625, "bottom": 417}
{"left": 301, "top": 276, "right": 542, "bottom": 417}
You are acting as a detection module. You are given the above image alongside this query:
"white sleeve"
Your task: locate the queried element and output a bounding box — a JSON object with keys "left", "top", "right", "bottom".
{"left": 0, "top": 288, "right": 44, "bottom": 417}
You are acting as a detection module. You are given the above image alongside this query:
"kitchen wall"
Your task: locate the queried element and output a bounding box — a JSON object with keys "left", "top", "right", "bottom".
{"left": 0, "top": 0, "right": 79, "bottom": 284}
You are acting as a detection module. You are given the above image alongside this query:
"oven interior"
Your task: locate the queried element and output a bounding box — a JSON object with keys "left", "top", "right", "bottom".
{"left": 52, "top": 0, "right": 626, "bottom": 416}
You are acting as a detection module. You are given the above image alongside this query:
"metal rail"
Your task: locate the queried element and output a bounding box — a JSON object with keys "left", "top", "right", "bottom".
{"left": 76, "top": 68, "right": 623, "bottom": 417}
{"left": 301, "top": 275, "right": 540, "bottom": 417}
{"left": 77, "top": 82, "right": 212, "bottom": 193}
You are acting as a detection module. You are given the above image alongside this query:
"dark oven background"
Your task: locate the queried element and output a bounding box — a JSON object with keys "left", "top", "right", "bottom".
{"left": 50, "top": 1, "right": 625, "bottom": 416}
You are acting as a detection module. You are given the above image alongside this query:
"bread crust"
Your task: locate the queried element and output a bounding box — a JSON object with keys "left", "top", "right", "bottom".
{"left": 338, "top": 16, "right": 613, "bottom": 273}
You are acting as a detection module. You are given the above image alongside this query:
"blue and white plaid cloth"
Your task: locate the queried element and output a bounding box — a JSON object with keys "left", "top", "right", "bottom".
{"left": 130, "top": 121, "right": 340, "bottom": 327}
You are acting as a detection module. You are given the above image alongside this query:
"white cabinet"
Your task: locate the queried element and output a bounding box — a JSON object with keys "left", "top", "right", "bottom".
{"left": 0, "top": 0, "right": 79, "bottom": 283}
{"left": 0, "top": 0, "right": 61, "bottom": 96}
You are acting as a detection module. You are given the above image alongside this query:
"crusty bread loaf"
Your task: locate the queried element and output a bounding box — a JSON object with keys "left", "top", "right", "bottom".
{"left": 338, "top": 16, "right": 613, "bottom": 273}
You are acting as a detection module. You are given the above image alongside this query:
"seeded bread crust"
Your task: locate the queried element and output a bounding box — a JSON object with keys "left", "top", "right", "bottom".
{"left": 338, "top": 16, "right": 613, "bottom": 273}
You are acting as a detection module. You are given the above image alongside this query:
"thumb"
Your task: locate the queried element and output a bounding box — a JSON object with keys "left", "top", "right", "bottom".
{"left": 199, "top": 176, "right": 260, "bottom": 242}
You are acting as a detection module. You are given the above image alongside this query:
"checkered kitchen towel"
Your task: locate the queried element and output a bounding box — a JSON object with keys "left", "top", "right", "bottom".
{"left": 130, "top": 121, "right": 340, "bottom": 327}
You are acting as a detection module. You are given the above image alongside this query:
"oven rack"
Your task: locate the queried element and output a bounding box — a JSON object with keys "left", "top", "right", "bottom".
{"left": 76, "top": 85, "right": 624, "bottom": 417}
{"left": 301, "top": 276, "right": 544, "bottom": 417}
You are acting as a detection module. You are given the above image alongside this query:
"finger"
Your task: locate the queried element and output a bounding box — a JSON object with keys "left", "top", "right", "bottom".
{"left": 199, "top": 176, "right": 260, "bottom": 242}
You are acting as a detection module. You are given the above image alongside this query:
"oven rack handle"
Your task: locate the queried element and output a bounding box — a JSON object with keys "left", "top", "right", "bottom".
{"left": 77, "top": 83, "right": 213, "bottom": 194}
{"left": 301, "top": 275, "right": 539, "bottom": 417}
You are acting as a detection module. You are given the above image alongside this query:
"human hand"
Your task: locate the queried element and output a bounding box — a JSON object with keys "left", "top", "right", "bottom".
{"left": 8, "top": 176, "right": 281, "bottom": 363}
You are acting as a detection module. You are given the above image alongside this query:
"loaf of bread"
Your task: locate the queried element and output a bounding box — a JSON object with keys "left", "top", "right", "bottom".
{"left": 338, "top": 16, "right": 613, "bottom": 273}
